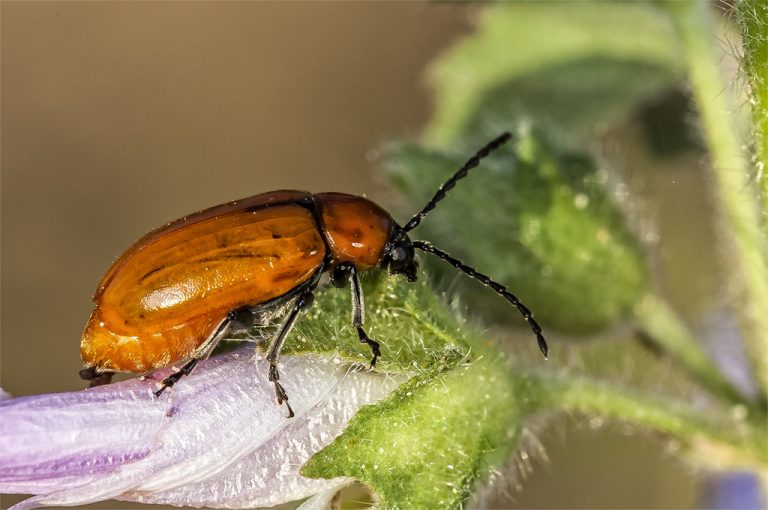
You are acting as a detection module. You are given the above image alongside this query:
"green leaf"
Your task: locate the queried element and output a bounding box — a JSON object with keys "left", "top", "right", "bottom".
{"left": 388, "top": 127, "right": 647, "bottom": 335}
{"left": 271, "top": 274, "right": 546, "bottom": 508}
{"left": 286, "top": 273, "right": 471, "bottom": 371}
{"left": 302, "top": 355, "right": 530, "bottom": 509}
{"left": 426, "top": 2, "right": 683, "bottom": 144}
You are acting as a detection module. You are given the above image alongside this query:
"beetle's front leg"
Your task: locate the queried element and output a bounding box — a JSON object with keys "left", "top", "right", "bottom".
{"left": 265, "top": 290, "right": 315, "bottom": 418}
{"left": 334, "top": 263, "right": 381, "bottom": 367}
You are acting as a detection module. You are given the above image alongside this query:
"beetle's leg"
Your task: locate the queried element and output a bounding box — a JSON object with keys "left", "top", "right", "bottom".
{"left": 79, "top": 367, "right": 115, "bottom": 388}
{"left": 227, "top": 307, "right": 259, "bottom": 336}
{"left": 266, "top": 290, "right": 315, "bottom": 419}
{"left": 333, "top": 262, "right": 381, "bottom": 365}
{"left": 154, "top": 310, "right": 236, "bottom": 397}
{"left": 330, "top": 263, "right": 352, "bottom": 288}
{"left": 154, "top": 358, "right": 199, "bottom": 397}
{"left": 347, "top": 264, "right": 381, "bottom": 367}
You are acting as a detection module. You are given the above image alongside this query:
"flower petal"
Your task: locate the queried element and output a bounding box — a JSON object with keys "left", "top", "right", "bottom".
{"left": 1, "top": 348, "right": 403, "bottom": 509}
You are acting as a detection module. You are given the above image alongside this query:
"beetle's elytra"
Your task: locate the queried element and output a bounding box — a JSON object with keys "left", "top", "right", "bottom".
{"left": 80, "top": 133, "right": 548, "bottom": 417}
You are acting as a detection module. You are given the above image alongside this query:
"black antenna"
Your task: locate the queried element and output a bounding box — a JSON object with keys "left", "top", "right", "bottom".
{"left": 401, "top": 132, "right": 512, "bottom": 234}
{"left": 411, "top": 240, "right": 548, "bottom": 358}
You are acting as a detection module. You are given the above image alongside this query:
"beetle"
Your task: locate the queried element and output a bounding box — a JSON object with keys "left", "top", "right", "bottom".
{"left": 79, "top": 132, "right": 548, "bottom": 417}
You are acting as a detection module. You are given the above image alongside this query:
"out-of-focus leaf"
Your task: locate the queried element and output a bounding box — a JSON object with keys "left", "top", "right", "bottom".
{"left": 388, "top": 127, "right": 647, "bottom": 334}
{"left": 426, "top": 2, "right": 683, "bottom": 144}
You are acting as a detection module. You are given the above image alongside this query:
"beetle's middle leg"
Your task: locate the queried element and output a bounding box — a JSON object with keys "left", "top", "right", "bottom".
{"left": 266, "top": 289, "right": 315, "bottom": 418}
{"left": 154, "top": 311, "right": 236, "bottom": 397}
{"left": 331, "top": 263, "right": 381, "bottom": 367}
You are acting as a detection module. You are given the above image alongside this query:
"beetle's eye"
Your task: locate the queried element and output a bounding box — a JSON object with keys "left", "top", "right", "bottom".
{"left": 388, "top": 242, "right": 413, "bottom": 273}
{"left": 392, "top": 246, "right": 408, "bottom": 263}
{"left": 388, "top": 243, "right": 413, "bottom": 273}
{"left": 385, "top": 235, "right": 416, "bottom": 277}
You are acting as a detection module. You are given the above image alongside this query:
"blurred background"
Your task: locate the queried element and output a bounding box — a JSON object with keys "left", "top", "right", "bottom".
{"left": 1, "top": 2, "right": 726, "bottom": 508}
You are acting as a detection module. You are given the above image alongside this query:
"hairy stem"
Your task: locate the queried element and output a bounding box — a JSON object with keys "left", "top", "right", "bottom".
{"left": 736, "top": 0, "right": 768, "bottom": 232}
{"left": 524, "top": 371, "right": 768, "bottom": 471}
{"left": 665, "top": 0, "right": 768, "bottom": 394}
{"left": 633, "top": 292, "right": 749, "bottom": 406}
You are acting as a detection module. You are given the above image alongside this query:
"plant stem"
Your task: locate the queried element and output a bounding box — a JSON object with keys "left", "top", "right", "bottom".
{"left": 736, "top": 0, "right": 768, "bottom": 233}
{"left": 634, "top": 292, "right": 749, "bottom": 406}
{"left": 665, "top": 0, "right": 768, "bottom": 394}
{"left": 524, "top": 371, "right": 768, "bottom": 471}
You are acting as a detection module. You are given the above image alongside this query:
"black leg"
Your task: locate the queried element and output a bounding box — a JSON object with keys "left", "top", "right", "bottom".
{"left": 154, "top": 310, "right": 236, "bottom": 397}
{"left": 154, "top": 358, "right": 198, "bottom": 397}
{"left": 356, "top": 326, "right": 381, "bottom": 366}
{"left": 346, "top": 264, "right": 381, "bottom": 367}
{"left": 265, "top": 290, "right": 315, "bottom": 418}
{"left": 411, "top": 240, "right": 549, "bottom": 358}
{"left": 79, "top": 367, "right": 115, "bottom": 388}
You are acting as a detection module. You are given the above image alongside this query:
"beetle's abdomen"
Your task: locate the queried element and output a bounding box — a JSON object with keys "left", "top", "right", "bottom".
{"left": 81, "top": 199, "right": 325, "bottom": 372}
{"left": 81, "top": 313, "right": 220, "bottom": 373}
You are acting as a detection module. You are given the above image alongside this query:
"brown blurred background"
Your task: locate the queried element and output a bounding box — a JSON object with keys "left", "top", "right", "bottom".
{"left": 2, "top": 2, "right": 696, "bottom": 509}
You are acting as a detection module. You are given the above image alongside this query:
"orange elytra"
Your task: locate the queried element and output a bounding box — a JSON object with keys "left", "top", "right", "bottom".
{"left": 79, "top": 133, "right": 548, "bottom": 417}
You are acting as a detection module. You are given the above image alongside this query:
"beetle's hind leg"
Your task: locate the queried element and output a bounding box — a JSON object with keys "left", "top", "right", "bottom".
{"left": 265, "top": 290, "right": 315, "bottom": 419}
{"left": 357, "top": 326, "right": 381, "bottom": 367}
{"left": 332, "top": 263, "right": 381, "bottom": 367}
{"left": 154, "top": 311, "right": 236, "bottom": 397}
{"left": 79, "top": 367, "right": 115, "bottom": 388}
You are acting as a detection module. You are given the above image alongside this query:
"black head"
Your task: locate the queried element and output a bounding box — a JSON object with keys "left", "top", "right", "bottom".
{"left": 382, "top": 227, "right": 418, "bottom": 282}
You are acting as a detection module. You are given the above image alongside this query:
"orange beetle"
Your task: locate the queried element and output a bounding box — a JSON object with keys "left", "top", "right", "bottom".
{"left": 80, "top": 133, "right": 547, "bottom": 417}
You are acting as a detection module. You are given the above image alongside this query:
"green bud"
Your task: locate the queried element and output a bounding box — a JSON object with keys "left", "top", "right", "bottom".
{"left": 388, "top": 127, "right": 647, "bottom": 335}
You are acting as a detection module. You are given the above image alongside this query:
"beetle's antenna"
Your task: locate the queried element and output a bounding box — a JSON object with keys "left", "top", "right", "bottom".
{"left": 411, "top": 240, "right": 548, "bottom": 358}
{"left": 401, "top": 132, "right": 512, "bottom": 234}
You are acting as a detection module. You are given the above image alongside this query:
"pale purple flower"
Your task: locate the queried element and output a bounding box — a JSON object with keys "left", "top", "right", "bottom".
{"left": 1, "top": 347, "right": 403, "bottom": 509}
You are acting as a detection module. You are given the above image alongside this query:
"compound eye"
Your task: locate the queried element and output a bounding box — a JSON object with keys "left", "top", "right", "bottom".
{"left": 391, "top": 245, "right": 408, "bottom": 264}
{"left": 388, "top": 243, "right": 412, "bottom": 272}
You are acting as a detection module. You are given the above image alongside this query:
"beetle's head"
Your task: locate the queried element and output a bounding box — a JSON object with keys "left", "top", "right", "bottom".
{"left": 382, "top": 227, "right": 418, "bottom": 282}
